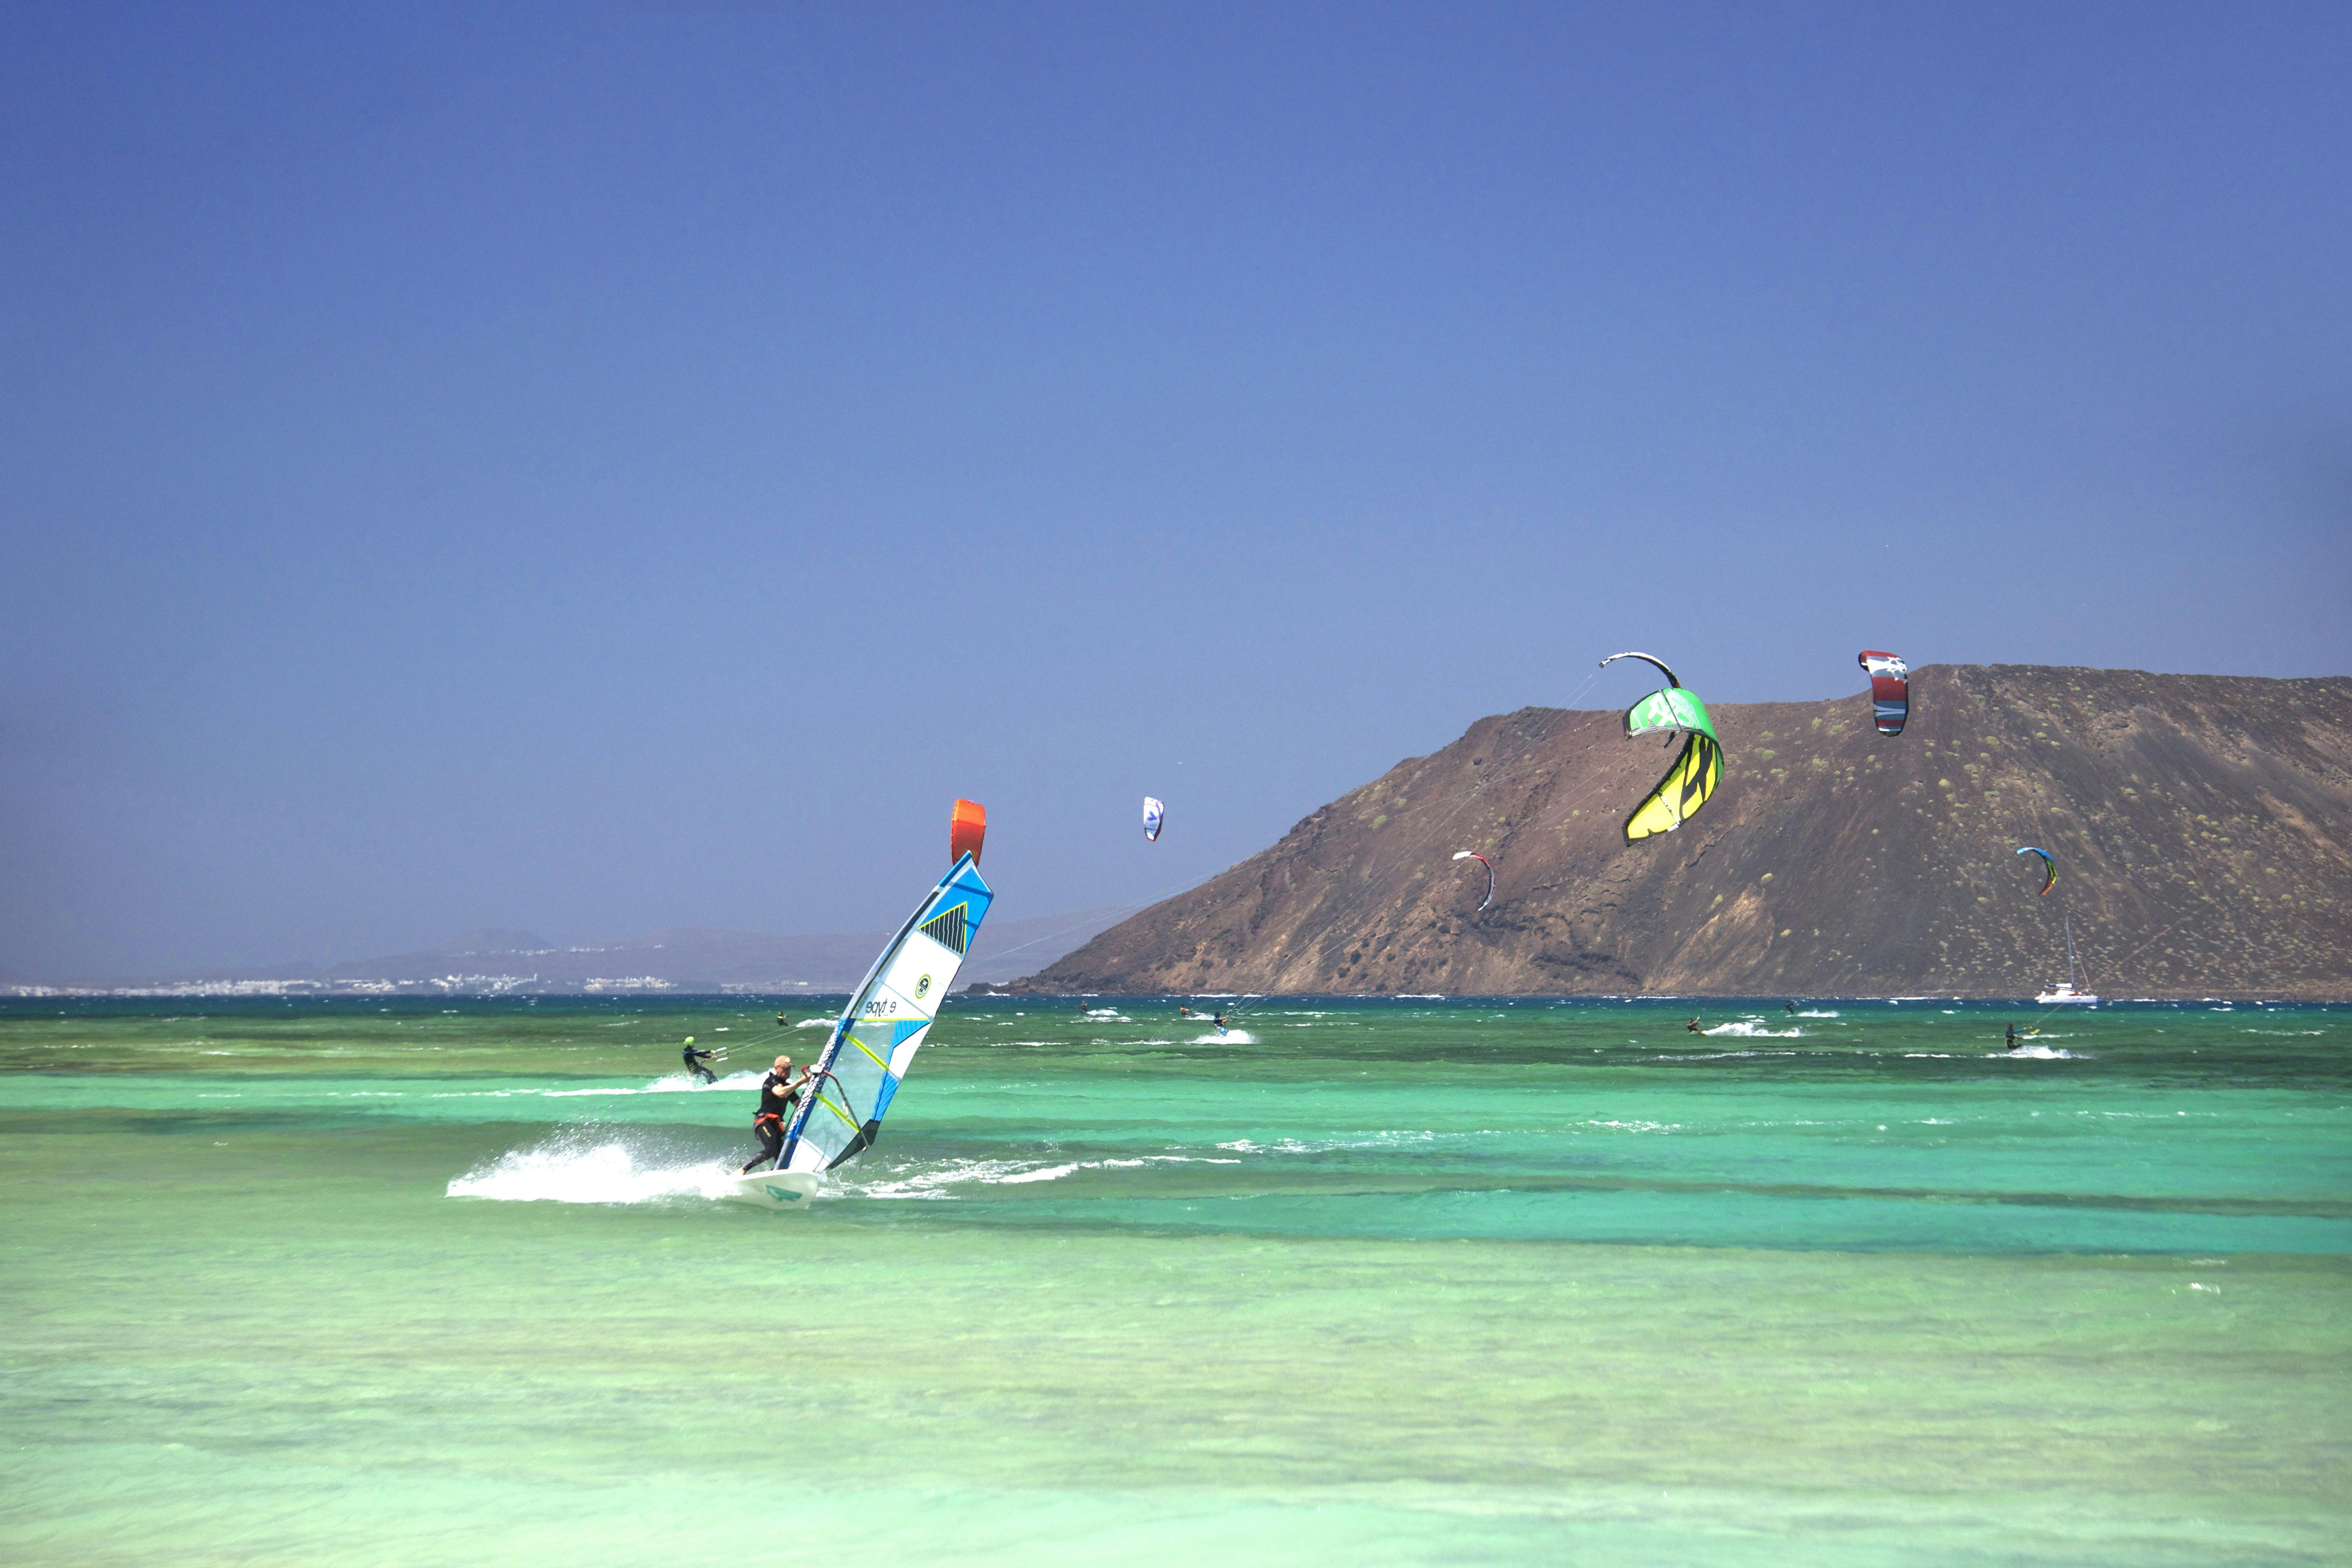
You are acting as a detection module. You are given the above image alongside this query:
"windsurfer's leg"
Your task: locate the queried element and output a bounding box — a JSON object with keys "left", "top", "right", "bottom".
{"left": 741, "top": 1123, "right": 776, "bottom": 1172}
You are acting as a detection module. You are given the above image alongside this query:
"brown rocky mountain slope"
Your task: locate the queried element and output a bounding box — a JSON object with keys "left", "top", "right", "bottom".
{"left": 1015, "top": 666, "right": 2352, "bottom": 998}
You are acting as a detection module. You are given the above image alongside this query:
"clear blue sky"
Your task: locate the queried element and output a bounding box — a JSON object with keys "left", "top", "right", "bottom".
{"left": 4, "top": 2, "right": 2347, "bottom": 978}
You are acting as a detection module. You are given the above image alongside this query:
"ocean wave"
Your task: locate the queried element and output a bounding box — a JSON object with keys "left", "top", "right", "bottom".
{"left": 1189, "top": 1030, "right": 1256, "bottom": 1044}
{"left": 541, "top": 1069, "right": 764, "bottom": 1097}
{"left": 1795, "top": 1009, "right": 1840, "bottom": 1018}
{"left": 844, "top": 1152, "right": 1239, "bottom": 1199}
{"left": 1701, "top": 1019, "right": 1802, "bottom": 1038}
{"left": 1997, "top": 1046, "right": 2080, "bottom": 1060}
{"left": 447, "top": 1138, "right": 737, "bottom": 1204}
{"left": 1215, "top": 1130, "right": 1440, "bottom": 1154}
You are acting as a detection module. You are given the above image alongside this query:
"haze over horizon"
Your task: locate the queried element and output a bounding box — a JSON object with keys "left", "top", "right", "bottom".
{"left": 6, "top": 3, "right": 2348, "bottom": 980}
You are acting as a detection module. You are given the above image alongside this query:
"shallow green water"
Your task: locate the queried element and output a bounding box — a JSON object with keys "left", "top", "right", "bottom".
{"left": 4, "top": 996, "right": 2348, "bottom": 1564}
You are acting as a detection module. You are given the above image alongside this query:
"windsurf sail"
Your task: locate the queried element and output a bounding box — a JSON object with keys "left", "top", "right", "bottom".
{"left": 1143, "top": 796, "right": 1165, "bottom": 842}
{"left": 775, "top": 851, "right": 995, "bottom": 1174}
{"left": 1858, "top": 651, "right": 1909, "bottom": 735}
{"left": 1601, "top": 653, "right": 1725, "bottom": 842}
{"left": 1451, "top": 850, "right": 1494, "bottom": 910}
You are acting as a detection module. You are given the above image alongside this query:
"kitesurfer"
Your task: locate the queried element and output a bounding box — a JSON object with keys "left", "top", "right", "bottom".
{"left": 740, "top": 1054, "right": 807, "bottom": 1174}
{"left": 1686, "top": 1018, "right": 1704, "bottom": 1034}
{"left": 1784, "top": 1001, "right": 1798, "bottom": 1015}
{"left": 2005, "top": 1024, "right": 2027, "bottom": 1051}
{"left": 681, "top": 1037, "right": 718, "bottom": 1085}
{"left": 1212, "top": 1011, "right": 1229, "bottom": 1034}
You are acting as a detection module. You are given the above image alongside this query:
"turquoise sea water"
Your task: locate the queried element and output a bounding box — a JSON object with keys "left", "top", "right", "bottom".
{"left": 4, "top": 996, "right": 2348, "bottom": 1564}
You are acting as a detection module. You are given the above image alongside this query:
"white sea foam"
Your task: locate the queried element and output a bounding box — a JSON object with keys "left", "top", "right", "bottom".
{"left": 1216, "top": 1130, "right": 1440, "bottom": 1154}
{"left": 1190, "top": 1030, "right": 1255, "bottom": 1044}
{"left": 1702, "top": 1019, "right": 1802, "bottom": 1038}
{"left": 796, "top": 1017, "right": 833, "bottom": 1028}
{"left": 1083, "top": 1008, "right": 1131, "bottom": 1020}
{"left": 1998, "top": 1045, "right": 2078, "bottom": 1060}
{"left": 1795, "top": 1010, "right": 1840, "bottom": 1018}
{"left": 541, "top": 1069, "right": 764, "bottom": 1097}
{"left": 845, "top": 1152, "right": 1238, "bottom": 1199}
{"left": 447, "top": 1139, "right": 738, "bottom": 1204}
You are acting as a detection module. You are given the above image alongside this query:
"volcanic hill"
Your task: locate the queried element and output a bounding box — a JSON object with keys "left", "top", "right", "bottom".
{"left": 1014, "top": 665, "right": 2352, "bottom": 999}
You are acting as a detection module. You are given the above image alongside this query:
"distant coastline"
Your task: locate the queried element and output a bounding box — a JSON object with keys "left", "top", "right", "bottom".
{"left": 0, "top": 906, "right": 1128, "bottom": 1000}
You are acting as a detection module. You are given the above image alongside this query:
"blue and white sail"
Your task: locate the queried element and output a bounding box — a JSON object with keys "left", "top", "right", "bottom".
{"left": 775, "top": 852, "right": 995, "bottom": 1175}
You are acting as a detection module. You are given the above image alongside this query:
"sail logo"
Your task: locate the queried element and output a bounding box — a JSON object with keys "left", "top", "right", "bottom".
{"left": 915, "top": 974, "right": 931, "bottom": 998}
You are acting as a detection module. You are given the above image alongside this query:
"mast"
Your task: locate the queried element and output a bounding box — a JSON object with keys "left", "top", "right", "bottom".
{"left": 2064, "top": 913, "right": 2078, "bottom": 990}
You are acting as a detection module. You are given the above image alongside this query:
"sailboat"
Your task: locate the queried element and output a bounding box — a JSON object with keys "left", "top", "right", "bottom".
{"left": 2035, "top": 913, "right": 2098, "bottom": 1006}
{"left": 727, "top": 800, "right": 996, "bottom": 1208}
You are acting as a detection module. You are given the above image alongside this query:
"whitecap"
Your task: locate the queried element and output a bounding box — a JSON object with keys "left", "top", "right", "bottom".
{"left": 447, "top": 1140, "right": 737, "bottom": 1204}
{"left": 542, "top": 1069, "right": 763, "bottom": 1097}
{"left": 845, "top": 1152, "right": 1238, "bottom": 1199}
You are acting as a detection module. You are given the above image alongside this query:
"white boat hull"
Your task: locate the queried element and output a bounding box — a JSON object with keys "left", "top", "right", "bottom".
{"left": 2035, "top": 989, "right": 2098, "bottom": 1005}
{"left": 723, "top": 1171, "right": 821, "bottom": 1209}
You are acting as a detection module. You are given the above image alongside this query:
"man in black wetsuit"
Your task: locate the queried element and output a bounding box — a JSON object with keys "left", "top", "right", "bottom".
{"left": 681, "top": 1038, "right": 718, "bottom": 1085}
{"left": 740, "top": 1054, "right": 808, "bottom": 1173}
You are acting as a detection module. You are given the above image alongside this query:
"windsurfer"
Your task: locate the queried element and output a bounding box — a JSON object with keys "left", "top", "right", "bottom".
{"left": 740, "top": 1054, "right": 807, "bottom": 1173}
{"left": 681, "top": 1038, "right": 718, "bottom": 1085}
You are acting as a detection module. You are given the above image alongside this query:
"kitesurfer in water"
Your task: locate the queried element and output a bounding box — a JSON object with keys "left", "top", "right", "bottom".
{"left": 740, "top": 1054, "right": 807, "bottom": 1173}
{"left": 681, "top": 1037, "right": 718, "bottom": 1085}
{"left": 2005, "top": 1024, "right": 2028, "bottom": 1051}
{"left": 1784, "top": 1001, "right": 1798, "bottom": 1015}
{"left": 1686, "top": 1017, "right": 1704, "bottom": 1034}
